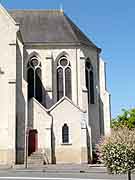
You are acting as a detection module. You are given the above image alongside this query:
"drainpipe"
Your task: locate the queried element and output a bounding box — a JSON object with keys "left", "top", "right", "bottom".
{"left": 47, "top": 112, "right": 54, "bottom": 164}
{"left": 25, "top": 128, "right": 29, "bottom": 168}
{"left": 76, "top": 48, "right": 79, "bottom": 105}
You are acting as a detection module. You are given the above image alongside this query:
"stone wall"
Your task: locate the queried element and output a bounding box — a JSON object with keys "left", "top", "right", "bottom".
{"left": 99, "top": 58, "right": 111, "bottom": 136}
{"left": 80, "top": 47, "right": 101, "bottom": 146}
{"left": 29, "top": 98, "right": 52, "bottom": 163}
{"left": 0, "top": 4, "right": 18, "bottom": 164}
{"left": 50, "top": 98, "right": 87, "bottom": 163}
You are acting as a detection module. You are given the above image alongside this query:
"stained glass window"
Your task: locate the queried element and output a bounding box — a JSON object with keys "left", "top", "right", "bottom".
{"left": 57, "top": 55, "right": 72, "bottom": 101}
{"left": 27, "top": 56, "right": 42, "bottom": 103}
{"left": 57, "top": 68, "right": 64, "bottom": 101}
{"left": 35, "top": 68, "right": 42, "bottom": 103}
{"left": 85, "top": 59, "right": 95, "bottom": 104}
{"left": 28, "top": 68, "right": 34, "bottom": 99}
{"left": 65, "top": 68, "right": 71, "bottom": 99}
{"left": 90, "top": 70, "right": 94, "bottom": 104}
{"left": 62, "top": 124, "right": 69, "bottom": 143}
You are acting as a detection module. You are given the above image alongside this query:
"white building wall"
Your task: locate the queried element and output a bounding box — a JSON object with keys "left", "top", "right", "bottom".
{"left": 29, "top": 98, "right": 52, "bottom": 163}
{"left": 99, "top": 58, "right": 111, "bottom": 135}
{"left": 50, "top": 98, "right": 85, "bottom": 164}
{"left": 24, "top": 47, "right": 79, "bottom": 108}
{"left": 80, "top": 47, "right": 101, "bottom": 145}
{"left": 24, "top": 45, "right": 103, "bottom": 158}
{"left": 16, "top": 36, "right": 28, "bottom": 164}
{"left": 0, "top": 4, "right": 18, "bottom": 164}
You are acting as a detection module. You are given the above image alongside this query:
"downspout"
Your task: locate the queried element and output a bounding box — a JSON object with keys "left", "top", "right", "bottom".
{"left": 76, "top": 48, "right": 79, "bottom": 105}
{"left": 48, "top": 112, "right": 55, "bottom": 164}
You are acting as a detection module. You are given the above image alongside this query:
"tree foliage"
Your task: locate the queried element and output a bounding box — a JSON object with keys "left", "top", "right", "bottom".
{"left": 98, "top": 128, "right": 135, "bottom": 179}
{"left": 111, "top": 108, "right": 135, "bottom": 129}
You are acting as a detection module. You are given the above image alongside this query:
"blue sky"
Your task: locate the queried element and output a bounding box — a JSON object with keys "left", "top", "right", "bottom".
{"left": 1, "top": 0, "right": 135, "bottom": 118}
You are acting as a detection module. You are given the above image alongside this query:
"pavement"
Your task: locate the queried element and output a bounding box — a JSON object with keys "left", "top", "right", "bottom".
{"left": 0, "top": 164, "right": 133, "bottom": 180}
{"left": 0, "top": 164, "right": 134, "bottom": 175}
{"left": 0, "top": 164, "right": 107, "bottom": 173}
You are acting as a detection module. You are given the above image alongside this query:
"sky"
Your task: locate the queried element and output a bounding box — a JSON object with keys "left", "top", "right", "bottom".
{"left": 1, "top": 0, "right": 135, "bottom": 118}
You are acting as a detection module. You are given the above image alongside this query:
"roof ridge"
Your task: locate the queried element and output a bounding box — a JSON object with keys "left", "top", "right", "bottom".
{"left": 63, "top": 14, "right": 79, "bottom": 42}
{"left": 64, "top": 15, "right": 99, "bottom": 49}
{"left": 9, "top": 9, "right": 64, "bottom": 13}
{"left": 0, "top": 4, "right": 18, "bottom": 26}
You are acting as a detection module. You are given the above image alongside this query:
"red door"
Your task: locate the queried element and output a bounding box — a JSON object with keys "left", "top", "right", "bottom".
{"left": 28, "top": 129, "right": 38, "bottom": 156}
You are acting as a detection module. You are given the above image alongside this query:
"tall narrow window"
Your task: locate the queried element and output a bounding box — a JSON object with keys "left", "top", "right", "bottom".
{"left": 28, "top": 68, "right": 34, "bottom": 99}
{"left": 57, "top": 55, "right": 72, "bottom": 101}
{"left": 35, "top": 68, "right": 42, "bottom": 102}
{"left": 85, "top": 60, "right": 95, "bottom": 104}
{"left": 62, "top": 124, "right": 69, "bottom": 143}
{"left": 90, "top": 70, "right": 94, "bottom": 104}
{"left": 57, "top": 68, "right": 63, "bottom": 100}
{"left": 65, "top": 68, "right": 71, "bottom": 99}
{"left": 27, "top": 56, "right": 42, "bottom": 103}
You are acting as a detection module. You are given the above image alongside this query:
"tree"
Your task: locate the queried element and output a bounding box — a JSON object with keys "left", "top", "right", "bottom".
{"left": 111, "top": 108, "right": 135, "bottom": 129}
{"left": 98, "top": 128, "right": 135, "bottom": 180}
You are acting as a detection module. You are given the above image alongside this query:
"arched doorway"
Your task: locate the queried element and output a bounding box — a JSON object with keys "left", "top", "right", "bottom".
{"left": 28, "top": 129, "right": 38, "bottom": 156}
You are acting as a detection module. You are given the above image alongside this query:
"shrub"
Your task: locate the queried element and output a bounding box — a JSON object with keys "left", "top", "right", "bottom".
{"left": 98, "top": 128, "right": 135, "bottom": 180}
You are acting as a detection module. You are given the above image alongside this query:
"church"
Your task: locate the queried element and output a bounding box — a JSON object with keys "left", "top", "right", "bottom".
{"left": 0, "top": 3, "right": 111, "bottom": 165}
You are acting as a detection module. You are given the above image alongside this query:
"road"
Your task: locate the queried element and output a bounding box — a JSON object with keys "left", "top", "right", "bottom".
{"left": 0, "top": 170, "right": 134, "bottom": 180}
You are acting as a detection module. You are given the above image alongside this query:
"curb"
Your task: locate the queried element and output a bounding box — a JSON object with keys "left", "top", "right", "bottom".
{"left": 0, "top": 164, "right": 107, "bottom": 173}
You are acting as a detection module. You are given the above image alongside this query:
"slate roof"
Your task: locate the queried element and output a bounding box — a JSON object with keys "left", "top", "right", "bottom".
{"left": 9, "top": 10, "right": 100, "bottom": 49}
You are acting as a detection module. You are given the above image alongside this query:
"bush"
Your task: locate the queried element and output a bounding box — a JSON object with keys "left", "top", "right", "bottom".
{"left": 98, "top": 128, "right": 135, "bottom": 180}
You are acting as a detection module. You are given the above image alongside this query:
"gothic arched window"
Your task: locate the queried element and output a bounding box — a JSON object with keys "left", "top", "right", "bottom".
{"left": 57, "top": 55, "right": 72, "bottom": 101}
{"left": 85, "top": 59, "right": 95, "bottom": 104}
{"left": 27, "top": 56, "right": 42, "bottom": 103}
{"left": 62, "top": 124, "right": 69, "bottom": 143}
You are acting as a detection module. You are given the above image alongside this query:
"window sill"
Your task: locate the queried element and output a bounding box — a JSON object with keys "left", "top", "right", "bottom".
{"left": 61, "top": 143, "right": 72, "bottom": 146}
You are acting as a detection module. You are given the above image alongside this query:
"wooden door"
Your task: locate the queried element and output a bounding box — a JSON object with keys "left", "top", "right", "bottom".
{"left": 28, "top": 129, "right": 38, "bottom": 156}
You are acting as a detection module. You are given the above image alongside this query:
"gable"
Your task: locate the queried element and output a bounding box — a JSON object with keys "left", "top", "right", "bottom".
{"left": 50, "top": 97, "right": 84, "bottom": 114}
{"left": 0, "top": 3, "right": 18, "bottom": 27}
{"left": 0, "top": 4, "right": 19, "bottom": 45}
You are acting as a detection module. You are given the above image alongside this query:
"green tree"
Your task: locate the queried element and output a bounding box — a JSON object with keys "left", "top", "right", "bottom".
{"left": 111, "top": 108, "right": 135, "bottom": 129}
{"left": 98, "top": 128, "right": 135, "bottom": 180}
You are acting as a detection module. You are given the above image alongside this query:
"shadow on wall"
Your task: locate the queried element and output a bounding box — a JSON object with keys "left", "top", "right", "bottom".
{"left": 51, "top": 121, "right": 56, "bottom": 164}
{"left": 82, "top": 50, "right": 105, "bottom": 164}
{"left": 27, "top": 78, "right": 53, "bottom": 128}
{"left": 39, "top": 77, "right": 53, "bottom": 109}
{"left": 91, "top": 97, "right": 104, "bottom": 164}
{"left": 16, "top": 44, "right": 53, "bottom": 164}
{"left": 86, "top": 128, "right": 92, "bottom": 164}
{"left": 24, "top": 50, "right": 53, "bottom": 109}
{"left": 16, "top": 38, "right": 26, "bottom": 164}
{"left": 99, "top": 96, "right": 105, "bottom": 136}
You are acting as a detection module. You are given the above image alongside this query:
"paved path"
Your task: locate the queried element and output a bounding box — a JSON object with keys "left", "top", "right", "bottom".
{"left": 0, "top": 165, "right": 134, "bottom": 180}
{"left": 0, "top": 168, "right": 133, "bottom": 180}
{"left": 0, "top": 177, "right": 119, "bottom": 180}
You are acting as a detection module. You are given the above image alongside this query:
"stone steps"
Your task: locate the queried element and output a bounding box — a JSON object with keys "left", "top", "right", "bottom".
{"left": 28, "top": 152, "right": 45, "bottom": 166}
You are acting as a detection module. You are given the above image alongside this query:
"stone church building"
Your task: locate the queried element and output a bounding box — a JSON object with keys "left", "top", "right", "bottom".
{"left": 0, "top": 4, "right": 111, "bottom": 165}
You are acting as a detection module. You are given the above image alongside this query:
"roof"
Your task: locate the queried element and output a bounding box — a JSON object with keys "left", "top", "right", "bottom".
{"left": 9, "top": 9, "right": 100, "bottom": 49}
